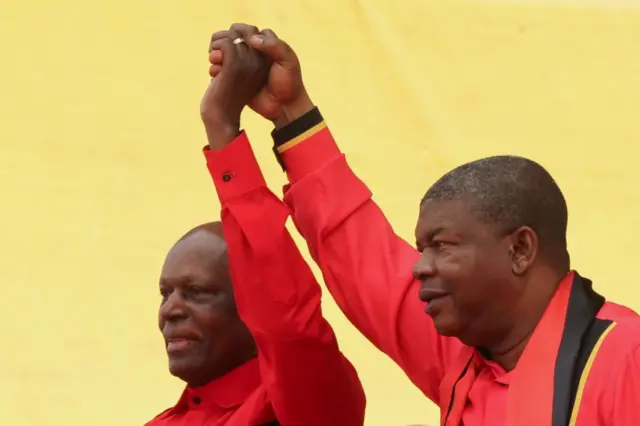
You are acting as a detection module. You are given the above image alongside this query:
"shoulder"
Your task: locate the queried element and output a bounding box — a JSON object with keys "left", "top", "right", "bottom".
{"left": 575, "top": 312, "right": 640, "bottom": 420}
{"left": 586, "top": 304, "right": 640, "bottom": 392}
{"left": 144, "top": 409, "right": 172, "bottom": 425}
{"left": 598, "top": 301, "right": 638, "bottom": 321}
{"left": 144, "top": 407, "right": 177, "bottom": 425}
{"left": 598, "top": 301, "right": 640, "bottom": 347}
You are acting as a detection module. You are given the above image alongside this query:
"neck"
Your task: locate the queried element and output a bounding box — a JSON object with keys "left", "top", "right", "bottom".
{"left": 484, "top": 326, "right": 536, "bottom": 372}
{"left": 484, "top": 269, "right": 566, "bottom": 371}
{"left": 186, "top": 353, "right": 258, "bottom": 388}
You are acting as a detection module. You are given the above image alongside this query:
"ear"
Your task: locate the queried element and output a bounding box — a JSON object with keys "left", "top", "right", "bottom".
{"left": 507, "top": 226, "right": 538, "bottom": 275}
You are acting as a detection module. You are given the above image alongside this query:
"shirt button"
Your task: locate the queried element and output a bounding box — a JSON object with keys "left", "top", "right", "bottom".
{"left": 192, "top": 396, "right": 201, "bottom": 405}
{"left": 222, "top": 172, "right": 233, "bottom": 182}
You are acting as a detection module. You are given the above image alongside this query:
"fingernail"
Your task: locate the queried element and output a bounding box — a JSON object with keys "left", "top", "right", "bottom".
{"left": 252, "top": 35, "right": 264, "bottom": 45}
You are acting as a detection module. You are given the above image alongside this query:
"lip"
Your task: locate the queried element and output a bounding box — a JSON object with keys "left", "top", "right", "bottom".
{"left": 163, "top": 330, "right": 201, "bottom": 354}
{"left": 166, "top": 338, "right": 197, "bottom": 354}
{"left": 418, "top": 288, "right": 449, "bottom": 303}
{"left": 163, "top": 328, "right": 201, "bottom": 342}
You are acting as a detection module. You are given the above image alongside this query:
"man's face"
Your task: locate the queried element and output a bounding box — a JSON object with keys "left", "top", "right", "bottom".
{"left": 413, "top": 199, "right": 522, "bottom": 347}
{"left": 158, "top": 229, "right": 255, "bottom": 386}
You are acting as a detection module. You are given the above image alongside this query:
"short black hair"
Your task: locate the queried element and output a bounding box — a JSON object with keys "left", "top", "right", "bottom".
{"left": 422, "top": 155, "right": 569, "bottom": 268}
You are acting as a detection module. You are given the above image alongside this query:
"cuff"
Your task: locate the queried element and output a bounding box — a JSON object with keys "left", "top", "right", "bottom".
{"left": 271, "top": 107, "right": 342, "bottom": 182}
{"left": 203, "top": 131, "right": 267, "bottom": 202}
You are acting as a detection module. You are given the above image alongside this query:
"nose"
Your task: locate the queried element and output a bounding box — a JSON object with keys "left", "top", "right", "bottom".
{"left": 159, "top": 290, "right": 188, "bottom": 323}
{"left": 412, "top": 251, "right": 436, "bottom": 281}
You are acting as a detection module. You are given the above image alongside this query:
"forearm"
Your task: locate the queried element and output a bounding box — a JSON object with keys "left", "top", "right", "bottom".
{"left": 205, "top": 133, "right": 366, "bottom": 424}
{"left": 271, "top": 108, "right": 455, "bottom": 400}
{"left": 220, "top": 192, "right": 326, "bottom": 338}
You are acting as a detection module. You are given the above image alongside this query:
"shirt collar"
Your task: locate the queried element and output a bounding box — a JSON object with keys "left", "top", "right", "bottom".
{"left": 472, "top": 271, "right": 577, "bottom": 386}
{"left": 173, "top": 357, "right": 261, "bottom": 412}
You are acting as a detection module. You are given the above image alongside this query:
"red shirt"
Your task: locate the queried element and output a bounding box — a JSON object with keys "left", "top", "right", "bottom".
{"left": 272, "top": 108, "right": 640, "bottom": 426}
{"left": 147, "top": 359, "right": 275, "bottom": 425}
{"left": 146, "top": 133, "right": 366, "bottom": 426}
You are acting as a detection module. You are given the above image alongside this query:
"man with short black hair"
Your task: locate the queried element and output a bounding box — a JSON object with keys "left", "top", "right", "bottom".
{"left": 208, "top": 23, "right": 640, "bottom": 426}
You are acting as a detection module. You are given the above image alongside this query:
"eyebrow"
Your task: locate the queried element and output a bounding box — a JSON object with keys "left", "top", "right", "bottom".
{"left": 159, "top": 275, "right": 195, "bottom": 287}
{"left": 416, "top": 227, "right": 446, "bottom": 249}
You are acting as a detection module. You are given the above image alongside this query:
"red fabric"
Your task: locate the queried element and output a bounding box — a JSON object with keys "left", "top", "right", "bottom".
{"left": 146, "top": 359, "right": 275, "bottom": 425}
{"left": 279, "top": 125, "right": 640, "bottom": 425}
{"left": 504, "top": 273, "right": 573, "bottom": 426}
{"left": 148, "top": 132, "right": 365, "bottom": 425}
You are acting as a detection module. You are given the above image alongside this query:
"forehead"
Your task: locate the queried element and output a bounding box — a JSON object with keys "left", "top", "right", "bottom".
{"left": 415, "top": 198, "right": 489, "bottom": 239}
{"left": 161, "top": 231, "right": 227, "bottom": 284}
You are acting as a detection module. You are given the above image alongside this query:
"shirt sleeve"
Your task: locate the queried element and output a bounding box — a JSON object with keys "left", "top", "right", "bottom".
{"left": 203, "top": 132, "right": 366, "bottom": 426}
{"left": 271, "top": 108, "right": 461, "bottom": 403}
{"left": 611, "top": 345, "right": 640, "bottom": 425}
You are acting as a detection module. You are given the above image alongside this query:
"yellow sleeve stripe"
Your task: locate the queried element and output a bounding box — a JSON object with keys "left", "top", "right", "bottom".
{"left": 276, "top": 121, "right": 327, "bottom": 154}
{"left": 568, "top": 321, "right": 617, "bottom": 426}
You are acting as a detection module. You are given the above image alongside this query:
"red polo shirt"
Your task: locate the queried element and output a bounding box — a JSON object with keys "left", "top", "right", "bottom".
{"left": 147, "top": 132, "right": 366, "bottom": 426}
{"left": 271, "top": 107, "right": 640, "bottom": 425}
{"left": 147, "top": 359, "right": 275, "bottom": 425}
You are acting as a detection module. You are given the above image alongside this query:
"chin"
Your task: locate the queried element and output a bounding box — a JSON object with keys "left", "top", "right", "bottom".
{"left": 169, "top": 358, "right": 198, "bottom": 382}
{"left": 432, "top": 316, "right": 463, "bottom": 338}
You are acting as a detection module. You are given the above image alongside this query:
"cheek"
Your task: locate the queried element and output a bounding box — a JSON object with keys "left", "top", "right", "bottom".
{"left": 196, "top": 305, "right": 241, "bottom": 343}
{"left": 435, "top": 248, "right": 476, "bottom": 282}
{"left": 436, "top": 249, "right": 491, "bottom": 308}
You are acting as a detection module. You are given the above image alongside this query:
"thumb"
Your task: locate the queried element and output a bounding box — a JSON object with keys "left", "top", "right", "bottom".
{"left": 250, "top": 30, "right": 296, "bottom": 66}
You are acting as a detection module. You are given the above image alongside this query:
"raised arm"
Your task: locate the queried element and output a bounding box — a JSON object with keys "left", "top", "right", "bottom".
{"left": 205, "top": 23, "right": 460, "bottom": 402}
{"left": 271, "top": 108, "right": 458, "bottom": 401}
{"left": 204, "top": 132, "right": 366, "bottom": 426}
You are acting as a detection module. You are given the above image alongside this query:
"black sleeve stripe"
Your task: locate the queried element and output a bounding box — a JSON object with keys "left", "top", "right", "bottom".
{"left": 271, "top": 107, "right": 324, "bottom": 148}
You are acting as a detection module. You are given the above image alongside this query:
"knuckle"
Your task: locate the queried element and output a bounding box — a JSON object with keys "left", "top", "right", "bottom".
{"left": 210, "top": 30, "right": 230, "bottom": 41}
{"left": 211, "top": 38, "right": 233, "bottom": 48}
{"left": 230, "top": 22, "right": 257, "bottom": 31}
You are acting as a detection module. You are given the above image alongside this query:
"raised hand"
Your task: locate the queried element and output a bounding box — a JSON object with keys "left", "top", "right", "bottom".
{"left": 209, "top": 25, "right": 314, "bottom": 128}
{"left": 201, "top": 24, "right": 270, "bottom": 149}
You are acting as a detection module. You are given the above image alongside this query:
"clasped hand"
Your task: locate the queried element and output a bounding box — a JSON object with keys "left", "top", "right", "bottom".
{"left": 200, "top": 23, "right": 314, "bottom": 150}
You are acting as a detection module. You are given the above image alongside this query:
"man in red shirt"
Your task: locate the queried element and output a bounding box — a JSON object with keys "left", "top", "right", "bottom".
{"left": 146, "top": 26, "right": 366, "bottom": 426}
{"left": 208, "top": 24, "right": 640, "bottom": 426}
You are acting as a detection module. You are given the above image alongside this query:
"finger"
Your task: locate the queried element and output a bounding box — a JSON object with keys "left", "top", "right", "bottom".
{"left": 209, "top": 64, "right": 222, "bottom": 78}
{"left": 227, "top": 28, "right": 249, "bottom": 52}
{"left": 210, "top": 38, "right": 239, "bottom": 63}
{"left": 250, "top": 28, "right": 296, "bottom": 66}
{"left": 229, "top": 23, "right": 260, "bottom": 44}
{"left": 260, "top": 28, "right": 278, "bottom": 39}
{"left": 209, "top": 30, "right": 232, "bottom": 52}
{"left": 209, "top": 50, "right": 223, "bottom": 65}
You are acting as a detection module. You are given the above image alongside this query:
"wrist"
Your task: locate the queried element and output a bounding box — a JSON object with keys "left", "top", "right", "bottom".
{"left": 273, "top": 92, "right": 314, "bottom": 129}
{"left": 203, "top": 117, "right": 241, "bottom": 150}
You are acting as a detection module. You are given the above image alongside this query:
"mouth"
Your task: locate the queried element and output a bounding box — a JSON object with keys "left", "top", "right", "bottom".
{"left": 165, "top": 338, "right": 198, "bottom": 354}
{"left": 419, "top": 288, "right": 450, "bottom": 315}
{"left": 164, "top": 332, "right": 201, "bottom": 354}
{"left": 418, "top": 288, "right": 449, "bottom": 304}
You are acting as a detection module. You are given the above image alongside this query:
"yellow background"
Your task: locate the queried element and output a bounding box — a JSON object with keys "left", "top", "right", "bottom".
{"left": 2, "top": 1, "right": 640, "bottom": 425}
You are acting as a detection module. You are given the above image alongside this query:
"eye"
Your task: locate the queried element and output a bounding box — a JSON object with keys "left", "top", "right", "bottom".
{"left": 183, "top": 284, "right": 211, "bottom": 300}
{"left": 159, "top": 288, "right": 171, "bottom": 301}
{"left": 188, "top": 285, "right": 204, "bottom": 294}
{"left": 431, "top": 240, "right": 450, "bottom": 250}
